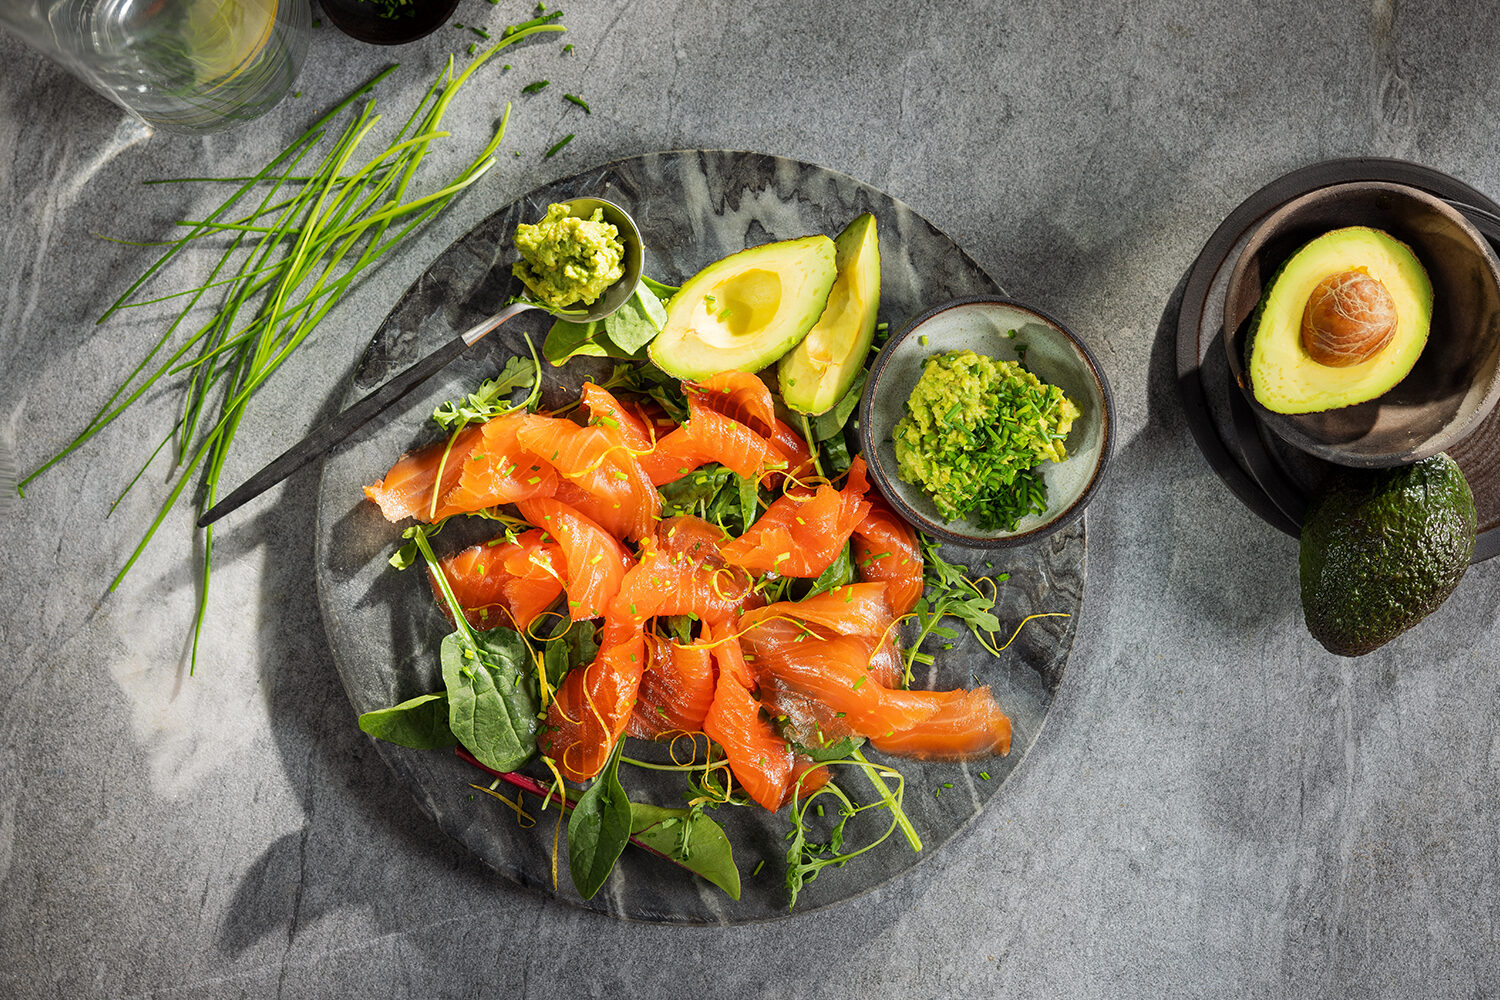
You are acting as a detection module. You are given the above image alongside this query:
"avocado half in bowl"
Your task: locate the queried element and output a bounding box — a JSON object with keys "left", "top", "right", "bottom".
{"left": 858, "top": 297, "right": 1114, "bottom": 549}
{"left": 1223, "top": 180, "right": 1500, "bottom": 468}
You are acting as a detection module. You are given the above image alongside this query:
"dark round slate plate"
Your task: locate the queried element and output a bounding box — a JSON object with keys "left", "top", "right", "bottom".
{"left": 313, "top": 150, "right": 1086, "bottom": 924}
{"left": 1175, "top": 157, "right": 1500, "bottom": 562}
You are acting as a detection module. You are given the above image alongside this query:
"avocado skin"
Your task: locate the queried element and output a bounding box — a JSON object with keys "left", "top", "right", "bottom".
{"left": 1299, "top": 453, "right": 1475, "bottom": 657}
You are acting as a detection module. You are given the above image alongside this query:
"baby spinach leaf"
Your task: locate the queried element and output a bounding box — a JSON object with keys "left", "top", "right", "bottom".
{"left": 804, "top": 542, "right": 853, "bottom": 599}
{"left": 543, "top": 317, "right": 648, "bottom": 366}
{"left": 540, "top": 617, "right": 598, "bottom": 694}
{"left": 640, "top": 275, "right": 679, "bottom": 300}
{"left": 358, "top": 692, "right": 456, "bottom": 749}
{"left": 810, "top": 369, "right": 868, "bottom": 441}
{"left": 441, "top": 626, "right": 538, "bottom": 772}
{"left": 736, "top": 472, "right": 759, "bottom": 531}
{"left": 819, "top": 430, "right": 853, "bottom": 478}
{"left": 602, "top": 283, "right": 668, "bottom": 354}
{"left": 658, "top": 465, "right": 732, "bottom": 516}
{"left": 568, "top": 740, "right": 632, "bottom": 899}
{"left": 629, "top": 803, "right": 741, "bottom": 900}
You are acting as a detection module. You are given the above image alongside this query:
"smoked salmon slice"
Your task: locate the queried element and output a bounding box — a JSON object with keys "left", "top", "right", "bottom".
{"left": 868, "top": 688, "right": 1012, "bottom": 759}
{"left": 627, "top": 629, "right": 719, "bottom": 740}
{"left": 365, "top": 425, "right": 484, "bottom": 522}
{"left": 702, "top": 637, "right": 828, "bottom": 811}
{"left": 428, "top": 527, "right": 563, "bottom": 631}
{"left": 436, "top": 411, "right": 560, "bottom": 516}
{"left": 540, "top": 615, "right": 647, "bottom": 782}
{"left": 687, "top": 371, "right": 776, "bottom": 438}
{"left": 720, "top": 457, "right": 872, "bottom": 576}
{"left": 515, "top": 414, "right": 660, "bottom": 541}
{"left": 582, "top": 383, "right": 655, "bottom": 451}
{"left": 738, "top": 582, "right": 895, "bottom": 640}
{"left": 515, "top": 497, "right": 632, "bottom": 620}
{"left": 766, "top": 420, "right": 816, "bottom": 488}
{"left": 610, "top": 527, "right": 755, "bottom": 628}
{"left": 754, "top": 635, "right": 1012, "bottom": 759}
{"left": 852, "top": 498, "right": 923, "bottom": 616}
{"left": 638, "top": 395, "right": 771, "bottom": 485}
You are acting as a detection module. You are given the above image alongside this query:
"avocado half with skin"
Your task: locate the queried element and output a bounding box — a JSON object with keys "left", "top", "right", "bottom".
{"left": 649, "top": 235, "right": 838, "bottom": 381}
{"left": 1299, "top": 453, "right": 1475, "bottom": 656}
{"left": 778, "top": 213, "right": 881, "bottom": 415}
{"left": 1248, "top": 226, "right": 1433, "bottom": 414}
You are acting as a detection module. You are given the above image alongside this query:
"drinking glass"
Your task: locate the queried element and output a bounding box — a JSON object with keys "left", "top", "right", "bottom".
{"left": 0, "top": 0, "right": 310, "bottom": 133}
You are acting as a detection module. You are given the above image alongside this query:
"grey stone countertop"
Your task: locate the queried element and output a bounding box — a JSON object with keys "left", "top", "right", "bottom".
{"left": 2, "top": 1, "right": 1497, "bottom": 997}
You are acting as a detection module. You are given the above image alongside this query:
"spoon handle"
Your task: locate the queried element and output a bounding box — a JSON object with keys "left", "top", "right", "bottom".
{"left": 196, "top": 302, "right": 536, "bottom": 528}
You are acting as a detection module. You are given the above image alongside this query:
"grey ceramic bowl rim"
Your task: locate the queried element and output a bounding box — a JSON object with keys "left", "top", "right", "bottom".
{"left": 858, "top": 295, "right": 1116, "bottom": 549}
{"left": 1223, "top": 179, "right": 1500, "bottom": 467}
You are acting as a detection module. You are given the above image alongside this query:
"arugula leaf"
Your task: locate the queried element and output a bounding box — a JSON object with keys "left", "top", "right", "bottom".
{"left": 599, "top": 361, "right": 689, "bottom": 422}
{"left": 792, "top": 734, "right": 863, "bottom": 763}
{"left": 602, "top": 282, "right": 668, "bottom": 354}
{"left": 431, "top": 348, "right": 540, "bottom": 432}
{"left": 903, "top": 534, "right": 1008, "bottom": 684}
{"left": 629, "top": 802, "right": 740, "bottom": 899}
{"left": 358, "top": 692, "right": 456, "bottom": 749}
{"left": 568, "top": 740, "right": 632, "bottom": 899}
{"left": 441, "top": 627, "right": 538, "bottom": 772}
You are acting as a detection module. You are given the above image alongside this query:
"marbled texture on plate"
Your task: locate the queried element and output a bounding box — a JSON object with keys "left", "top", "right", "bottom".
{"left": 315, "top": 150, "right": 1085, "bottom": 923}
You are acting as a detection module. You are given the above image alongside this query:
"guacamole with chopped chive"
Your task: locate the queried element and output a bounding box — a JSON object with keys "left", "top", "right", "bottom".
{"left": 513, "top": 203, "right": 625, "bottom": 309}
{"left": 893, "top": 349, "right": 1080, "bottom": 530}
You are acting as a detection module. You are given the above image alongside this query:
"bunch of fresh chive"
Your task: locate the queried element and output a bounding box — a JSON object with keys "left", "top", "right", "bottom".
{"left": 19, "top": 14, "right": 567, "bottom": 671}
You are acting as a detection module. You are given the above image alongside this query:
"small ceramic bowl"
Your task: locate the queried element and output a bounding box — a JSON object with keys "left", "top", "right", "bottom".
{"left": 1223, "top": 180, "right": 1500, "bottom": 468}
{"left": 320, "top": 0, "right": 461, "bottom": 45}
{"left": 859, "top": 296, "right": 1114, "bottom": 548}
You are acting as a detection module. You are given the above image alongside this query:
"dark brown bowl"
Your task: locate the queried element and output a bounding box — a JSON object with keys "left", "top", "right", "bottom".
{"left": 1223, "top": 181, "right": 1500, "bottom": 467}
{"left": 319, "top": 0, "right": 461, "bottom": 45}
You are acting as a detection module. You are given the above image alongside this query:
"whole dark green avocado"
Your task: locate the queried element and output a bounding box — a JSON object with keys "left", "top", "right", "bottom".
{"left": 1299, "top": 453, "right": 1476, "bottom": 657}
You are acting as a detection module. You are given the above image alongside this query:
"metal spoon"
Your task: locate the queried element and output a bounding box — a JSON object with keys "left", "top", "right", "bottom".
{"left": 197, "top": 197, "right": 644, "bottom": 527}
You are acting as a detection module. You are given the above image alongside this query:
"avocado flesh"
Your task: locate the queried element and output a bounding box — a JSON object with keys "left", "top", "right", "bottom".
{"left": 778, "top": 214, "right": 881, "bottom": 415}
{"left": 1299, "top": 453, "right": 1475, "bottom": 657}
{"left": 649, "top": 235, "right": 838, "bottom": 381}
{"left": 1248, "top": 226, "right": 1432, "bottom": 414}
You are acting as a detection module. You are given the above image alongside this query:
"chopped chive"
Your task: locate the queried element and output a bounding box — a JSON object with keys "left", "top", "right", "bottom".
{"left": 544, "top": 134, "right": 574, "bottom": 158}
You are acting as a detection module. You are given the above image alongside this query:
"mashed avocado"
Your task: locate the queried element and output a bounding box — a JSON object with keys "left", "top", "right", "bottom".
{"left": 893, "top": 349, "right": 1080, "bottom": 530}
{"left": 513, "top": 204, "right": 625, "bottom": 309}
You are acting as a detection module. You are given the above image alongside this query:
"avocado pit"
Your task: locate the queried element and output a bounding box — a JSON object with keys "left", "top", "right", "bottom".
{"left": 1300, "top": 268, "right": 1399, "bottom": 368}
